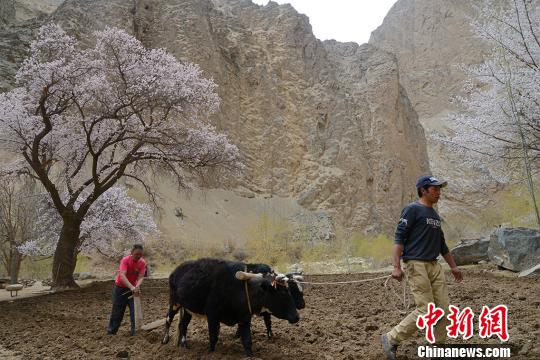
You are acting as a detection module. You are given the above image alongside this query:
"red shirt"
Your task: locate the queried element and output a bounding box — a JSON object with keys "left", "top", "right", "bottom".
{"left": 115, "top": 255, "right": 146, "bottom": 288}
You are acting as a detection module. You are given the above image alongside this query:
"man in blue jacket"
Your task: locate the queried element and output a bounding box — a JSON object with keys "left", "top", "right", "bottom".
{"left": 381, "top": 175, "right": 463, "bottom": 360}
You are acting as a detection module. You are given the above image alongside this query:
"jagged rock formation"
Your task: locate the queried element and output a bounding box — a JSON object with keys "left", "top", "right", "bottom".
{"left": 0, "top": 1, "right": 15, "bottom": 26}
{"left": 14, "top": 0, "right": 61, "bottom": 22}
{"left": 369, "top": 0, "right": 504, "bottom": 227}
{"left": 0, "top": 0, "right": 430, "bottom": 241}
{"left": 0, "top": 0, "right": 60, "bottom": 91}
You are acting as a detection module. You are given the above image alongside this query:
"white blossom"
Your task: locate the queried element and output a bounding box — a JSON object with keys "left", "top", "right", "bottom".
{"left": 18, "top": 186, "right": 157, "bottom": 258}
{"left": 0, "top": 24, "right": 243, "bottom": 282}
{"left": 439, "top": 0, "right": 540, "bottom": 179}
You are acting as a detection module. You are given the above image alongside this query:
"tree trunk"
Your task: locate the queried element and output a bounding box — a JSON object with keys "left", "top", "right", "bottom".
{"left": 51, "top": 216, "right": 81, "bottom": 289}
{"left": 505, "top": 78, "right": 540, "bottom": 228}
{"left": 9, "top": 250, "right": 22, "bottom": 284}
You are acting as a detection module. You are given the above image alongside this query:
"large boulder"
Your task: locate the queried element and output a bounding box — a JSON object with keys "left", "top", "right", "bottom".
{"left": 488, "top": 227, "right": 540, "bottom": 272}
{"left": 519, "top": 264, "right": 540, "bottom": 278}
{"left": 450, "top": 237, "right": 489, "bottom": 265}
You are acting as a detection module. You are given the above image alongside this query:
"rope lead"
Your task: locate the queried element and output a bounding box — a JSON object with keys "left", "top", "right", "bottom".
{"left": 297, "top": 274, "right": 412, "bottom": 314}
{"left": 296, "top": 274, "right": 391, "bottom": 285}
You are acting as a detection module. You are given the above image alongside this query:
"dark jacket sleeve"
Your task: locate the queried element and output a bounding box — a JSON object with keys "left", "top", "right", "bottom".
{"left": 440, "top": 230, "right": 449, "bottom": 255}
{"left": 394, "top": 205, "right": 415, "bottom": 245}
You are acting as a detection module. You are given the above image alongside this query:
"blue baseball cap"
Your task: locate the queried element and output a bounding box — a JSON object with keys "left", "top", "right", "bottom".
{"left": 416, "top": 175, "right": 448, "bottom": 189}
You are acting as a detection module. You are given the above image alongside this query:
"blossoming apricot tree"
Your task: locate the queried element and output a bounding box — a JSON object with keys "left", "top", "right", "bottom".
{"left": 0, "top": 24, "right": 242, "bottom": 288}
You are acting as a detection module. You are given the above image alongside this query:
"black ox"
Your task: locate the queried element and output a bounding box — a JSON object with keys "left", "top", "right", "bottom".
{"left": 243, "top": 263, "right": 305, "bottom": 338}
{"left": 161, "top": 258, "right": 300, "bottom": 356}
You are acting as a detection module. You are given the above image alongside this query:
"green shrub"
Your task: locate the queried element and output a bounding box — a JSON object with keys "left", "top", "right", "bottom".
{"left": 350, "top": 233, "right": 393, "bottom": 264}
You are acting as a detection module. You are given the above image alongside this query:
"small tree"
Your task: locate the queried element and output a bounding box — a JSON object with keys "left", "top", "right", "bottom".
{"left": 443, "top": 0, "right": 540, "bottom": 227}
{"left": 0, "top": 24, "right": 242, "bottom": 288}
{"left": 0, "top": 177, "right": 39, "bottom": 284}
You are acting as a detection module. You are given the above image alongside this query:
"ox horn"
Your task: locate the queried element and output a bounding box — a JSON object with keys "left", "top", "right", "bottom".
{"left": 235, "top": 271, "right": 263, "bottom": 281}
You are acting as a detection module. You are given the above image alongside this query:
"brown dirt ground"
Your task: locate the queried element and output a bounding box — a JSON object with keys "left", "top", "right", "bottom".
{"left": 0, "top": 268, "right": 538, "bottom": 359}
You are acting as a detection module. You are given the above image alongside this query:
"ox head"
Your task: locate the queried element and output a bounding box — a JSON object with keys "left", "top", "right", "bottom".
{"left": 263, "top": 274, "right": 300, "bottom": 324}
{"left": 237, "top": 271, "right": 299, "bottom": 324}
{"left": 285, "top": 273, "right": 305, "bottom": 310}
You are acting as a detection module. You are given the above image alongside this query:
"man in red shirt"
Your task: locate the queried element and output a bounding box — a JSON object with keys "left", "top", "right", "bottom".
{"left": 107, "top": 244, "right": 146, "bottom": 336}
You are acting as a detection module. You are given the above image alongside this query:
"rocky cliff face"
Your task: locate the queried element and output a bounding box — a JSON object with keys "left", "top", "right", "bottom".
{"left": 369, "top": 0, "right": 504, "bottom": 226}
{"left": 0, "top": 1, "right": 15, "bottom": 26}
{"left": 0, "top": 0, "right": 430, "bottom": 240}
{"left": 0, "top": 0, "right": 61, "bottom": 91}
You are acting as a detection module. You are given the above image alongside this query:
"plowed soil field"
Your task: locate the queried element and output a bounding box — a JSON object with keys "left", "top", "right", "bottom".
{"left": 0, "top": 268, "right": 538, "bottom": 359}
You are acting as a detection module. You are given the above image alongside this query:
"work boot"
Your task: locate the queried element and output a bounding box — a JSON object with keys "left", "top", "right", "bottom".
{"left": 381, "top": 333, "right": 398, "bottom": 360}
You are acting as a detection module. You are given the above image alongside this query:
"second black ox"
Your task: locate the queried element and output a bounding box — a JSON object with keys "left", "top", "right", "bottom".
{"left": 162, "top": 258, "right": 300, "bottom": 356}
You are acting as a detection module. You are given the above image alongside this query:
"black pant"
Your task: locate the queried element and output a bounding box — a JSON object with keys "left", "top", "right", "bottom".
{"left": 107, "top": 285, "right": 135, "bottom": 335}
